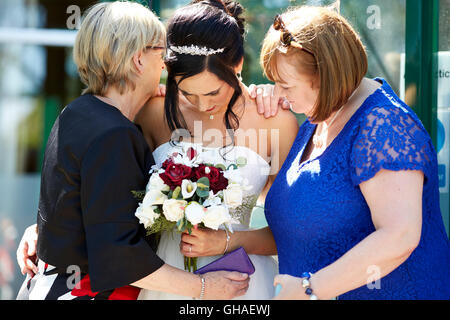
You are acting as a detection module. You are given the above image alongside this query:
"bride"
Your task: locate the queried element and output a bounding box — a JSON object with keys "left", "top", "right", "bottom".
{"left": 135, "top": 0, "right": 298, "bottom": 300}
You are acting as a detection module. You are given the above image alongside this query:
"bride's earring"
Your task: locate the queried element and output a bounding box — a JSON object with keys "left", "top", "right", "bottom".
{"left": 237, "top": 72, "right": 243, "bottom": 82}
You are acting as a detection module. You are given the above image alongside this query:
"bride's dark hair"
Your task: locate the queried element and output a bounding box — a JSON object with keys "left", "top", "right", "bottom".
{"left": 164, "top": 0, "right": 246, "bottom": 143}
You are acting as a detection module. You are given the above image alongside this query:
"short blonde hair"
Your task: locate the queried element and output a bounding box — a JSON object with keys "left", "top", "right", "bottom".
{"left": 261, "top": 6, "right": 368, "bottom": 122}
{"left": 74, "top": 1, "right": 166, "bottom": 95}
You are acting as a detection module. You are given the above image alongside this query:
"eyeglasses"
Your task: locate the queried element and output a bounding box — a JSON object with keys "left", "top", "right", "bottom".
{"left": 145, "top": 45, "right": 167, "bottom": 59}
{"left": 146, "top": 45, "right": 165, "bottom": 50}
{"left": 273, "top": 14, "right": 315, "bottom": 58}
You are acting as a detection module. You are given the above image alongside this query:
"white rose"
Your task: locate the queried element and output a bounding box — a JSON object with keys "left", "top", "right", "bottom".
{"left": 147, "top": 173, "right": 170, "bottom": 193}
{"left": 185, "top": 202, "right": 206, "bottom": 225}
{"left": 181, "top": 180, "right": 197, "bottom": 199}
{"left": 223, "top": 167, "right": 244, "bottom": 184}
{"left": 162, "top": 199, "right": 187, "bottom": 222}
{"left": 223, "top": 184, "right": 243, "bottom": 209}
{"left": 143, "top": 189, "right": 168, "bottom": 207}
{"left": 203, "top": 191, "right": 222, "bottom": 207}
{"left": 135, "top": 204, "right": 160, "bottom": 229}
{"left": 203, "top": 205, "right": 231, "bottom": 230}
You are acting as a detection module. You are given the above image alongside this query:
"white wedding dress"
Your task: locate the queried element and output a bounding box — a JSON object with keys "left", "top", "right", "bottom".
{"left": 138, "top": 141, "right": 278, "bottom": 300}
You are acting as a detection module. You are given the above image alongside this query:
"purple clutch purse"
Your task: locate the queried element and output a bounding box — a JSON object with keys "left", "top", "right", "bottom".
{"left": 193, "top": 247, "right": 255, "bottom": 275}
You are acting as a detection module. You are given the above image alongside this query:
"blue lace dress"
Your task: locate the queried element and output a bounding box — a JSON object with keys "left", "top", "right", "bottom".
{"left": 265, "top": 78, "right": 450, "bottom": 300}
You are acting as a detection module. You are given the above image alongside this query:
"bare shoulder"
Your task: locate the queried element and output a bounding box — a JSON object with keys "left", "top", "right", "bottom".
{"left": 268, "top": 108, "right": 299, "bottom": 131}
{"left": 238, "top": 100, "right": 298, "bottom": 160}
{"left": 261, "top": 108, "right": 299, "bottom": 156}
{"left": 135, "top": 97, "right": 171, "bottom": 149}
{"left": 245, "top": 101, "right": 299, "bottom": 132}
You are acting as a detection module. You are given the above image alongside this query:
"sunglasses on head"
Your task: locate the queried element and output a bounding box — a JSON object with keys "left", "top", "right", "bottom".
{"left": 273, "top": 14, "right": 315, "bottom": 58}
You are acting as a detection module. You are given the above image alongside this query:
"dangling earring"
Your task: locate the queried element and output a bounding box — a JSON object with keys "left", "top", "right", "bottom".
{"left": 237, "top": 72, "right": 243, "bottom": 82}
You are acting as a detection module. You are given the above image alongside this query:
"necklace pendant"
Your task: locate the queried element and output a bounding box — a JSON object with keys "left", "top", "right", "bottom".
{"left": 313, "top": 135, "right": 324, "bottom": 149}
{"left": 209, "top": 115, "right": 214, "bottom": 120}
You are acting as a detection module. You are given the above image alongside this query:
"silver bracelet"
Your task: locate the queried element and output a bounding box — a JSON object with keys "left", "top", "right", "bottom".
{"left": 198, "top": 274, "right": 205, "bottom": 300}
{"left": 223, "top": 228, "right": 231, "bottom": 254}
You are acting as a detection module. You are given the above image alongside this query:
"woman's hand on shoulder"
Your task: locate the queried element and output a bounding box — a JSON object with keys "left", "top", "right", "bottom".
{"left": 248, "top": 84, "right": 291, "bottom": 118}
{"left": 152, "top": 84, "right": 166, "bottom": 98}
{"left": 149, "top": 83, "right": 191, "bottom": 107}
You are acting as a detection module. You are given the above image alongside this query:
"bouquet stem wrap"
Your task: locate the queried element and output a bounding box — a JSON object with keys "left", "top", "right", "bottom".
{"left": 184, "top": 256, "right": 198, "bottom": 273}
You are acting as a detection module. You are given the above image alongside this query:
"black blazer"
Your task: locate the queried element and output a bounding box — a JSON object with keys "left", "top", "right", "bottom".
{"left": 36, "top": 94, "right": 164, "bottom": 292}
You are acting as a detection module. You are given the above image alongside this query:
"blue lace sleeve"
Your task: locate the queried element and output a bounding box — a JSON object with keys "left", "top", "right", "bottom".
{"left": 350, "top": 104, "right": 433, "bottom": 186}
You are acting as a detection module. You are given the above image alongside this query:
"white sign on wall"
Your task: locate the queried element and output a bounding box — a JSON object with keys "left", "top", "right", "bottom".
{"left": 399, "top": 52, "right": 450, "bottom": 193}
{"left": 437, "top": 52, "right": 450, "bottom": 193}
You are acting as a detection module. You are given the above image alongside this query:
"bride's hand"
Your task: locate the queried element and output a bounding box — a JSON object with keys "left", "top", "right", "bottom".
{"left": 247, "top": 84, "right": 291, "bottom": 118}
{"left": 180, "top": 228, "right": 227, "bottom": 257}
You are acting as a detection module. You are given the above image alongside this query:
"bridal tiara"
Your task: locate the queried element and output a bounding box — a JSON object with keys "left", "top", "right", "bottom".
{"left": 169, "top": 45, "right": 225, "bottom": 56}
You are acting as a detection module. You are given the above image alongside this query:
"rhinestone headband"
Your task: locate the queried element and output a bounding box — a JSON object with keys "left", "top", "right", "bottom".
{"left": 169, "top": 45, "right": 225, "bottom": 56}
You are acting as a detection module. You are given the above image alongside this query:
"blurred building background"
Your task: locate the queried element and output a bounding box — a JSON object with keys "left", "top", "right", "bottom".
{"left": 0, "top": 0, "right": 448, "bottom": 299}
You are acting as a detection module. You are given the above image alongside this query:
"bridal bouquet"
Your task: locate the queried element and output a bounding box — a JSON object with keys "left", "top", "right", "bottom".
{"left": 134, "top": 144, "right": 250, "bottom": 272}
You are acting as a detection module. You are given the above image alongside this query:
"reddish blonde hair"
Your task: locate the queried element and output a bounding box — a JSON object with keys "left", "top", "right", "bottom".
{"left": 261, "top": 6, "right": 368, "bottom": 122}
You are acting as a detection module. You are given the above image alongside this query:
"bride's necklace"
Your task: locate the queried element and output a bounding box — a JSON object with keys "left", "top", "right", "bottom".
{"left": 312, "top": 106, "right": 345, "bottom": 149}
{"left": 208, "top": 97, "right": 246, "bottom": 121}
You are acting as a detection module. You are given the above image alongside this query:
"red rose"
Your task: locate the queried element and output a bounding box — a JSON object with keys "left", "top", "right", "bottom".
{"left": 194, "top": 165, "right": 228, "bottom": 193}
{"left": 161, "top": 152, "right": 181, "bottom": 169}
{"left": 194, "top": 165, "right": 219, "bottom": 182}
{"left": 161, "top": 158, "right": 174, "bottom": 169}
{"left": 160, "top": 163, "right": 193, "bottom": 190}
{"left": 211, "top": 174, "right": 229, "bottom": 193}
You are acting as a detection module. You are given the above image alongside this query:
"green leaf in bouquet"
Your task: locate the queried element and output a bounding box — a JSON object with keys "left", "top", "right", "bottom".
{"left": 227, "top": 164, "right": 238, "bottom": 171}
{"left": 172, "top": 186, "right": 181, "bottom": 199}
{"left": 131, "top": 190, "right": 145, "bottom": 201}
{"left": 145, "top": 216, "right": 176, "bottom": 236}
{"left": 236, "top": 157, "right": 247, "bottom": 167}
{"left": 177, "top": 218, "right": 184, "bottom": 232}
{"left": 199, "top": 189, "right": 211, "bottom": 198}
{"left": 215, "top": 164, "right": 226, "bottom": 171}
{"left": 154, "top": 206, "right": 162, "bottom": 214}
{"left": 196, "top": 176, "right": 210, "bottom": 189}
{"left": 185, "top": 220, "right": 194, "bottom": 235}
{"left": 197, "top": 189, "right": 209, "bottom": 198}
{"left": 196, "top": 177, "right": 210, "bottom": 198}
{"left": 193, "top": 194, "right": 201, "bottom": 203}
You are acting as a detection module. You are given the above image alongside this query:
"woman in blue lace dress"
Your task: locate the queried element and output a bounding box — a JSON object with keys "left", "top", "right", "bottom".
{"left": 262, "top": 7, "right": 450, "bottom": 300}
